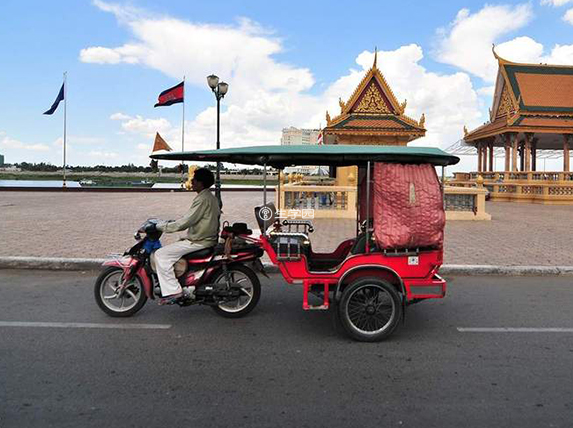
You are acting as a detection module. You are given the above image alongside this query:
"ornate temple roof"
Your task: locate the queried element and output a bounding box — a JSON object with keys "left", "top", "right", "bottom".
{"left": 464, "top": 47, "right": 573, "bottom": 144}
{"left": 323, "top": 50, "right": 425, "bottom": 142}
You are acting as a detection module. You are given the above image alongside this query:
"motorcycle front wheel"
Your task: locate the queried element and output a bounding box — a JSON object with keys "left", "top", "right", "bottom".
{"left": 210, "top": 265, "right": 261, "bottom": 318}
{"left": 94, "top": 266, "right": 147, "bottom": 317}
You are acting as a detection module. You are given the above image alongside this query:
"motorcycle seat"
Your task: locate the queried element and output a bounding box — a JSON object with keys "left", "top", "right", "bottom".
{"left": 183, "top": 246, "right": 215, "bottom": 260}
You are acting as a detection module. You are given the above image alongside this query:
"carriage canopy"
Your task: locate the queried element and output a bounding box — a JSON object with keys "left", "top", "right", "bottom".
{"left": 150, "top": 144, "right": 459, "bottom": 168}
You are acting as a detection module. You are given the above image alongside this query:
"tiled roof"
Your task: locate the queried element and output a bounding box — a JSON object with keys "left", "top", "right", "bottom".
{"left": 329, "top": 115, "right": 424, "bottom": 132}
{"left": 465, "top": 117, "right": 509, "bottom": 140}
{"left": 344, "top": 118, "right": 406, "bottom": 128}
{"left": 514, "top": 73, "right": 573, "bottom": 109}
{"left": 518, "top": 116, "right": 573, "bottom": 127}
{"left": 504, "top": 64, "right": 573, "bottom": 112}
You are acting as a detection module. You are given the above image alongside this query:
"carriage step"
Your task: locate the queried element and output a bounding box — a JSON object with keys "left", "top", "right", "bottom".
{"left": 302, "top": 281, "right": 332, "bottom": 311}
{"left": 304, "top": 304, "right": 329, "bottom": 311}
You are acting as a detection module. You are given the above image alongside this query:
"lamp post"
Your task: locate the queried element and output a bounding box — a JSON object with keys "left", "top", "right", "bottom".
{"left": 206, "top": 74, "right": 229, "bottom": 209}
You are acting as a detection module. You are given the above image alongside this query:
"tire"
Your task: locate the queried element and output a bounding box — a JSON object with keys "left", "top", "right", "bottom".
{"left": 94, "top": 266, "right": 147, "bottom": 317}
{"left": 210, "top": 265, "right": 261, "bottom": 318}
{"left": 338, "top": 277, "right": 402, "bottom": 342}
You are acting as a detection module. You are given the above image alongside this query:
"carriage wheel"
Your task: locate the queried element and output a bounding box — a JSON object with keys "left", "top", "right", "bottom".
{"left": 338, "top": 277, "right": 402, "bottom": 342}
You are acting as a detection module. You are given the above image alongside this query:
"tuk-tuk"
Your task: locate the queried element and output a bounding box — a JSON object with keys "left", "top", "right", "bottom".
{"left": 152, "top": 144, "right": 459, "bottom": 341}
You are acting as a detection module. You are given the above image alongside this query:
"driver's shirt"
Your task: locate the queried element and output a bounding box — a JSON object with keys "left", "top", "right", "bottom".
{"left": 157, "top": 188, "right": 220, "bottom": 247}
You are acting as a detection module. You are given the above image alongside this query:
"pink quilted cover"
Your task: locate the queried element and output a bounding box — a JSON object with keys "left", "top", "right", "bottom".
{"left": 373, "top": 163, "right": 445, "bottom": 249}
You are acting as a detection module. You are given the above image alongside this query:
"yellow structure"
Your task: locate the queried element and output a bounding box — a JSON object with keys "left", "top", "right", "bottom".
{"left": 452, "top": 48, "right": 573, "bottom": 204}
{"left": 278, "top": 49, "right": 489, "bottom": 220}
{"left": 322, "top": 50, "right": 425, "bottom": 148}
{"left": 279, "top": 49, "right": 428, "bottom": 219}
{"left": 323, "top": 49, "right": 426, "bottom": 187}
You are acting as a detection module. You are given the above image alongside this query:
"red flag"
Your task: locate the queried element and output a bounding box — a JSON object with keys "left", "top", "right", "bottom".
{"left": 154, "top": 81, "right": 184, "bottom": 107}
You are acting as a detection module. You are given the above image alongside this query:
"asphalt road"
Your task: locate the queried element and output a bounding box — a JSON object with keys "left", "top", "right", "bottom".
{"left": 0, "top": 269, "right": 572, "bottom": 428}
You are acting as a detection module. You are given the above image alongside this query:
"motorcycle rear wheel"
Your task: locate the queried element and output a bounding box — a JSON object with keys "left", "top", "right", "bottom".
{"left": 94, "top": 266, "right": 147, "bottom": 317}
{"left": 210, "top": 265, "right": 261, "bottom": 318}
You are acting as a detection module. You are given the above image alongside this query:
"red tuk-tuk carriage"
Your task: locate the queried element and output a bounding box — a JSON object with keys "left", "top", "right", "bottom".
{"left": 152, "top": 145, "right": 459, "bottom": 341}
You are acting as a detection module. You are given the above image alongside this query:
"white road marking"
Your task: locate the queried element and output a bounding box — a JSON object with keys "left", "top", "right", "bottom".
{"left": 0, "top": 321, "right": 171, "bottom": 330}
{"left": 458, "top": 327, "right": 573, "bottom": 333}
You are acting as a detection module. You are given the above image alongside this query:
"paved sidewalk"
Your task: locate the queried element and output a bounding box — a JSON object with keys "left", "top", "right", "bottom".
{"left": 1, "top": 191, "right": 572, "bottom": 266}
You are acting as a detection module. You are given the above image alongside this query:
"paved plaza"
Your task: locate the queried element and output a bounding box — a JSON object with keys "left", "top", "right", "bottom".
{"left": 1, "top": 191, "right": 572, "bottom": 266}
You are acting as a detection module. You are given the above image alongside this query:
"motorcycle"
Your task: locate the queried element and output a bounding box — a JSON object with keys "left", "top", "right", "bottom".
{"left": 94, "top": 219, "right": 266, "bottom": 318}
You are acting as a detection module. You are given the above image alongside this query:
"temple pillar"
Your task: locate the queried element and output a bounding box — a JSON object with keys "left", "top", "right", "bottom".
{"left": 519, "top": 141, "right": 525, "bottom": 171}
{"left": 477, "top": 142, "right": 483, "bottom": 172}
{"left": 531, "top": 138, "right": 538, "bottom": 172}
{"left": 504, "top": 134, "right": 511, "bottom": 171}
{"left": 511, "top": 133, "right": 518, "bottom": 172}
{"left": 564, "top": 134, "right": 571, "bottom": 172}
{"left": 488, "top": 139, "right": 494, "bottom": 171}
{"left": 482, "top": 141, "right": 488, "bottom": 172}
{"left": 524, "top": 133, "right": 533, "bottom": 171}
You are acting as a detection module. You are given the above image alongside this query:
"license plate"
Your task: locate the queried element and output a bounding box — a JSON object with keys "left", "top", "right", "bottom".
{"left": 408, "top": 256, "right": 419, "bottom": 265}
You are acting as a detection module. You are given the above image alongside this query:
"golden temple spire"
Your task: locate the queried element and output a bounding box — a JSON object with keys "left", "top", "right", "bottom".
{"left": 373, "top": 46, "right": 378, "bottom": 68}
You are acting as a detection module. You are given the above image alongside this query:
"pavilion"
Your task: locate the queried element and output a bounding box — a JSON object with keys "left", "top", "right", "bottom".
{"left": 450, "top": 48, "right": 573, "bottom": 204}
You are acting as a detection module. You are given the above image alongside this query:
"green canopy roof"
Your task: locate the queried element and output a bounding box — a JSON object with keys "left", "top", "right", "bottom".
{"left": 151, "top": 145, "right": 459, "bottom": 168}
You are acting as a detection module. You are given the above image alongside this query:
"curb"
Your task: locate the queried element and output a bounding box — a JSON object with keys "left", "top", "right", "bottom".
{"left": 1, "top": 257, "right": 573, "bottom": 276}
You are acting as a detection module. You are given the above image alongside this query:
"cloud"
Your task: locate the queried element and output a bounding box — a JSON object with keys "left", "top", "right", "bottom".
{"left": 107, "top": 45, "right": 483, "bottom": 156}
{"left": 110, "top": 112, "right": 131, "bottom": 121}
{"left": 564, "top": 8, "right": 573, "bottom": 23}
{"left": 0, "top": 134, "right": 50, "bottom": 151}
{"left": 477, "top": 85, "right": 496, "bottom": 97}
{"left": 83, "top": 2, "right": 483, "bottom": 167}
{"left": 88, "top": 150, "right": 119, "bottom": 159}
{"left": 81, "top": 2, "right": 314, "bottom": 97}
{"left": 541, "top": 0, "right": 573, "bottom": 6}
{"left": 113, "top": 113, "right": 175, "bottom": 139}
{"left": 435, "top": 4, "right": 533, "bottom": 82}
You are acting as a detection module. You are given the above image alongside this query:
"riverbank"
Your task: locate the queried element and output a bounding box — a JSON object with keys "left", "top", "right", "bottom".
{"left": 0, "top": 171, "right": 278, "bottom": 187}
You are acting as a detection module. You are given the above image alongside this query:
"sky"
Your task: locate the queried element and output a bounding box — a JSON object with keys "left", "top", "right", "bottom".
{"left": 1, "top": 0, "right": 573, "bottom": 170}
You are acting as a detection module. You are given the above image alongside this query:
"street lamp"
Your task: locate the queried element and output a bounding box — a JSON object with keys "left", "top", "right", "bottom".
{"left": 206, "top": 74, "right": 229, "bottom": 209}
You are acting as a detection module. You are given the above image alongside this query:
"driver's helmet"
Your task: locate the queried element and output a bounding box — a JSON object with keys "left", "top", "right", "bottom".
{"left": 140, "top": 218, "right": 163, "bottom": 241}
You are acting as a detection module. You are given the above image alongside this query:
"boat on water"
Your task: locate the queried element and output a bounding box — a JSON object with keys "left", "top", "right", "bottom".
{"left": 130, "top": 179, "right": 154, "bottom": 188}
{"left": 79, "top": 179, "right": 96, "bottom": 186}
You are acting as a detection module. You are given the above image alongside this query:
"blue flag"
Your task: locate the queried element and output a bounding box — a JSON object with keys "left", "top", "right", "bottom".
{"left": 43, "top": 83, "right": 65, "bottom": 115}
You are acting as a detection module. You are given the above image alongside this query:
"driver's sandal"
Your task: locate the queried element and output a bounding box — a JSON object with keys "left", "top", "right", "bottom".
{"left": 158, "top": 292, "right": 184, "bottom": 306}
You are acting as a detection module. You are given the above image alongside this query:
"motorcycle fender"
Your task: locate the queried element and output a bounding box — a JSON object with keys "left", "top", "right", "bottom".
{"left": 102, "top": 257, "right": 133, "bottom": 268}
{"left": 102, "top": 258, "right": 153, "bottom": 299}
{"left": 136, "top": 266, "right": 154, "bottom": 299}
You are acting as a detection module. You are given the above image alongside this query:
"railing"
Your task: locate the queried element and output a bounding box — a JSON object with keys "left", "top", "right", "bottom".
{"left": 277, "top": 184, "right": 357, "bottom": 219}
{"left": 444, "top": 186, "right": 490, "bottom": 220}
{"left": 450, "top": 171, "right": 573, "bottom": 204}
{"left": 277, "top": 183, "right": 490, "bottom": 220}
{"left": 459, "top": 171, "right": 573, "bottom": 182}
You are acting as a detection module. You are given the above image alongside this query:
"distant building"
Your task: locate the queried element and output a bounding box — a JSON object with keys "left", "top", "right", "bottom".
{"left": 280, "top": 127, "right": 320, "bottom": 145}
{"left": 0, "top": 154, "right": 4, "bottom": 166}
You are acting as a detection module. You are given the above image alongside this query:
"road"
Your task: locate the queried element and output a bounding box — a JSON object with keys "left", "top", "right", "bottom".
{"left": 0, "top": 269, "right": 572, "bottom": 427}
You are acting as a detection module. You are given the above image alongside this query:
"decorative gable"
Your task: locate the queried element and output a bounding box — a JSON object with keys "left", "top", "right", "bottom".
{"left": 351, "top": 80, "right": 393, "bottom": 114}
{"left": 496, "top": 84, "right": 515, "bottom": 118}
{"left": 322, "top": 49, "right": 425, "bottom": 144}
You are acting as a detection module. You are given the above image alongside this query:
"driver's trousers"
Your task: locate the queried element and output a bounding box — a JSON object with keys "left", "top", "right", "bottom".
{"left": 155, "top": 240, "right": 209, "bottom": 297}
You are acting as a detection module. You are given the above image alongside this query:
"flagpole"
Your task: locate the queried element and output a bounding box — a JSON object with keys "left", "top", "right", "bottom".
{"left": 63, "top": 72, "right": 67, "bottom": 188}
{"left": 181, "top": 75, "right": 185, "bottom": 188}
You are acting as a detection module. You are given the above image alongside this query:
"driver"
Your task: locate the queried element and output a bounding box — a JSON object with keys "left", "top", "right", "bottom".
{"left": 154, "top": 167, "right": 220, "bottom": 305}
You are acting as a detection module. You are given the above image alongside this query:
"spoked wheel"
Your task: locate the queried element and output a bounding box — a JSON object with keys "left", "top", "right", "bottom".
{"left": 211, "top": 265, "right": 261, "bottom": 318}
{"left": 338, "top": 277, "right": 402, "bottom": 342}
{"left": 94, "top": 266, "right": 147, "bottom": 317}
